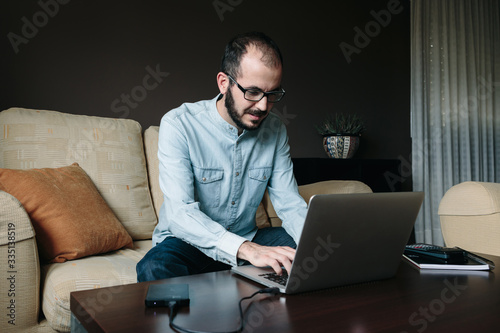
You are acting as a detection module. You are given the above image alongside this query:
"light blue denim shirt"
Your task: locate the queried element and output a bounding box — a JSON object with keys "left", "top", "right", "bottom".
{"left": 152, "top": 95, "right": 308, "bottom": 266}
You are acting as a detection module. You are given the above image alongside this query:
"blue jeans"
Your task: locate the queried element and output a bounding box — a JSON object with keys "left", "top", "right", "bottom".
{"left": 136, "top": 227, "right": 296, "bottom": 282}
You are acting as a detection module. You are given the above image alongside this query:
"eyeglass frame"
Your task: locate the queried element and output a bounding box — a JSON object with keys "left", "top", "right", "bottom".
{"left": 225, "top": 74, "right": 286, "bottom": 103}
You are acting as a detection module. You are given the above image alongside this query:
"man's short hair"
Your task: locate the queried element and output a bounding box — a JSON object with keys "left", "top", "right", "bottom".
{"left": 221, "top": 31, "right": 283, "bottom": 80}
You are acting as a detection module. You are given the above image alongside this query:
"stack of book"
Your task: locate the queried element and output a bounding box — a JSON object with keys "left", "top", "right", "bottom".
{"left": 403, "top": 243, "right": 494, "bottom": 271}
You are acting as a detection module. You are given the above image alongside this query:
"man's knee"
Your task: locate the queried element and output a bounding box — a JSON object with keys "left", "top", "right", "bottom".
{"left": 137, "top": 243, "right": 172, "bottom": 281}
{"left": 136, "top": 237, "right": 202, "bottom": 281}
{"left": 136, "top": 258, "right": 150, "bottom": 282}
{"left": 136, "top": 254, "right": 159, "bottom": 282}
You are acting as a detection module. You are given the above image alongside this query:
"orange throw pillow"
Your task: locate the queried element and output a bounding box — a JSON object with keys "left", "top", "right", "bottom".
{"left": 0, "top": 163, "right": 133, "bottom": 263}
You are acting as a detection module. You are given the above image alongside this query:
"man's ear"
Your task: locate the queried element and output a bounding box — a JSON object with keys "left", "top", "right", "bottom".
{"left": 217, "top": 72, "right": 229, "bottom": 95}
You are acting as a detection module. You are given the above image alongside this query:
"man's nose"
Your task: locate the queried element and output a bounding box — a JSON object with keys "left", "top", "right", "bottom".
{"left": 255, "top": 96, "right": 271, "bottom": 111}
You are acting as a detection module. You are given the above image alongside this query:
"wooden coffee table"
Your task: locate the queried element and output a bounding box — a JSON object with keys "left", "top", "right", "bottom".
{"left": 71, "top": 255, "right": 500, "bottom": 332}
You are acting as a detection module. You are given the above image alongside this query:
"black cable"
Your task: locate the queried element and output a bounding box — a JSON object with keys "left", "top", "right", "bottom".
{"left": 168, "top": 287, "right": 280, "bottom": 333}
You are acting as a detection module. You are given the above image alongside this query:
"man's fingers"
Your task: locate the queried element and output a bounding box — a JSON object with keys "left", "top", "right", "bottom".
{"left": 280, "top": 258, "right": 293, "bottom": 275}
{"left": 272, "top": 247, "right": 295, "bottom": 274}
{"left": 269, "top": 261, "right": 284, "bottom": 275}
{"left": 269, "top": 248, "right": 295, "bottom": 275}
{"left": 237, "top": 242, "right": 296, "bottom": 275}
{"left": 274, "top": 246, "right": 296, "bottom": 260}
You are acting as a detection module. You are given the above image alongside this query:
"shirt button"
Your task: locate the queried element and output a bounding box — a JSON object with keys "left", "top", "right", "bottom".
{"left": 235, "top": 172, "right": 239, "bottom": 176}
{"left": 263, "top": 176, "right": 267, "bottom": 180}
{"left": 231, "top": 201, "right": 235, "bottom": 205}
{"left": 226, "top": 226, "right": 230, "bottom": 231}
{"left": 202, "top": 177, "right": 206, "bottom": 182}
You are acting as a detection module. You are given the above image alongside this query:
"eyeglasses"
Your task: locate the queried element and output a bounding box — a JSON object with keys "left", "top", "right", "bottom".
{"left": 226, "top": 74, "right": 285, "bottom": 103}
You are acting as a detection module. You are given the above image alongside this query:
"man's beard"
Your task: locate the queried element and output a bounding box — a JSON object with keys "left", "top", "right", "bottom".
{"left": 225, "top": 87, "right": 267, "bottom": 132}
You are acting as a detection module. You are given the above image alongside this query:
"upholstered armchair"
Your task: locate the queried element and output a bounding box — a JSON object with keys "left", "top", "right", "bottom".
{"left": 438, "top": 181, "right": 500, "bottom": 256}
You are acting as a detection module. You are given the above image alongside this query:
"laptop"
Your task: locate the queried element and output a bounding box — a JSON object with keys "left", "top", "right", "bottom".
{"left": 231, "top": 192, "right": 424, "bottom": 294}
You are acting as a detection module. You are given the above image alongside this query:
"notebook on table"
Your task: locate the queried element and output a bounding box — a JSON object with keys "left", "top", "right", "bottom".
{"left": 231, "top": 192, "right": 424, "bottom": 294}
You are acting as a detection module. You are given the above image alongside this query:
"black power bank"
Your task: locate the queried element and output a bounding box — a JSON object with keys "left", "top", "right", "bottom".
{"left": 145, "top": 283, "right": 190, "bottom": 307}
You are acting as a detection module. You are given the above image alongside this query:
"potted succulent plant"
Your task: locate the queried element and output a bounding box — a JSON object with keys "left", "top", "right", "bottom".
{"left": 316, "top": 113, "right": 365, "bottom": 159}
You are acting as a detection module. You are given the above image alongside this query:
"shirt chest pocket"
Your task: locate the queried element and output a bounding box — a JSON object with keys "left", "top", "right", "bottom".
{"left": 193, "top": 167, "right": 224, "bottom": 208}
{"left": 248, "top": 167, "right": 272, "bottom": 207}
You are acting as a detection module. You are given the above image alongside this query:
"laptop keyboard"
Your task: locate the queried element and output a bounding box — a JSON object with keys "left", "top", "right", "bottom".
{"left": 259, "top": 271, "right": 289, "bottom": 286}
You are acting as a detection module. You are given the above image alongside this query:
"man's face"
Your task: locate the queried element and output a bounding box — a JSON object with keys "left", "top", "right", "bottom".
{"left": 221, "top": 48, "right": 282, "bottom": 133}
{"left": 224, "top": 86, "right": 268, "bottom": 132}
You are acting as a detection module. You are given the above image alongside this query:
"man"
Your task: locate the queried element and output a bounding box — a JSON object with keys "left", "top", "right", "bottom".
{"left": 137, "top": 32, "right": 308, "bottom": 282}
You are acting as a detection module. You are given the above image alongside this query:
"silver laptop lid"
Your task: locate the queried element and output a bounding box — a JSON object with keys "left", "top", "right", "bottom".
{"left": 284, "top": 191, "right": 424, "bottom": 293}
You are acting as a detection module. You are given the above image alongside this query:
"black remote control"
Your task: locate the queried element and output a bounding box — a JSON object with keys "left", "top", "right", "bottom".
{"left": 404, "top": 244, "right": 467, "bottom": 263}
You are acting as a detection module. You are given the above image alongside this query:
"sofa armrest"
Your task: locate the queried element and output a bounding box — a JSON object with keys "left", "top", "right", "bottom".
{"left": 263, "top": 180, "right": 373, "bottom": 227}
{"left": 0, "top": 190, "right": 42, "bottom": 331}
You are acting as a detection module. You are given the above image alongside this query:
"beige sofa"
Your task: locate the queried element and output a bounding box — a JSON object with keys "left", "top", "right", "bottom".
{"left": 439, "top": 181, "right": 500, "bottom": 256}
{"left": 0, "top": 108, "right": 372, "bottom": 332}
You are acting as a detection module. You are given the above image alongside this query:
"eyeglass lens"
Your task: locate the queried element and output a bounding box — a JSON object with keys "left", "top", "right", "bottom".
{"left": 244, "top": 90, "right": 284, "bottom": 102}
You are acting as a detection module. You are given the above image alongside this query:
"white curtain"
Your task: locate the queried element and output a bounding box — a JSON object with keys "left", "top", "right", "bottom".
{"left": 411, "top": 0, "right": 500, "bottom": 245}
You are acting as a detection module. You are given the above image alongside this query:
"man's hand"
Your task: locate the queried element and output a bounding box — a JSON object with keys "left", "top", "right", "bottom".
{"left": 237, "top": 241, "right": 295, "bottom": 275}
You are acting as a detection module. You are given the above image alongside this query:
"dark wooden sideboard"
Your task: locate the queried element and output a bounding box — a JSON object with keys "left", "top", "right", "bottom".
{"left": 292, "top": 158, "right": 402, "bottom": 192}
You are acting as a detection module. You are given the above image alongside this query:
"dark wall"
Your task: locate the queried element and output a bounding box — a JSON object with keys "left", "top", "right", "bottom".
{"left": 1, "top": 0, "right": 411, "bottom": 166}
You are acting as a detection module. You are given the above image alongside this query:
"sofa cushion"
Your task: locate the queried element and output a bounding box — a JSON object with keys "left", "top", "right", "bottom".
{"left": 42, "top": 240, "right": 152, "bottom": 332}
{"left": 0, "top": 108, "right": 157, "bottom": 240}
{"left": 0, "top": 163, "right": 133, "bottom": 263}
